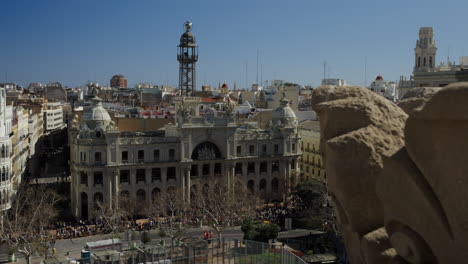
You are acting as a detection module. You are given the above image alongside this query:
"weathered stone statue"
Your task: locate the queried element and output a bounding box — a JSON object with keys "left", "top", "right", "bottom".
{"left": 312, "top": 83, "right": 468, "bottom": 263}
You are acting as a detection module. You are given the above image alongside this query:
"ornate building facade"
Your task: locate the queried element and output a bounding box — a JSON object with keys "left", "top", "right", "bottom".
{"left": 0, "top": 88, "right": 13, "bottom": 212}
{"left": 69, "top": 93, "right": 301, "bottom": 220}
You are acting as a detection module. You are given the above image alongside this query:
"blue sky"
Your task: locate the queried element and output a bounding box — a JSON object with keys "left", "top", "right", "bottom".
{"left": 1, "top": 0, "right": 468, "bottom": 88}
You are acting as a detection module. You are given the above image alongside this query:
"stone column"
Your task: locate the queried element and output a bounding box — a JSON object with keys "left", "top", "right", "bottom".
{"left": 186, "top": 167, "right": 191, "bottom": 202}
{"left": 114, "top": 169, "right": 119, "bottom": 206}
{"left": 285, "top": 160, "right": 291, "bottom": 198}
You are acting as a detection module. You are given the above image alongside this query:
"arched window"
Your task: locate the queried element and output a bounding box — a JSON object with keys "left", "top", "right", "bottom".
{"left": 1, "top": 167, "right": 5, "bottom": 182}
{"left": 429, "top": 56, "right": 433, "bottom": 68}
{"left": 191, "top": 142, "right": 222, "bottom": 160}
{"left": 272, "top": 178, "right": 279, "bottom": 192}
{"left": 81, "top": 192, "right": 89, "bottom": 220}
{"left": 259, "top": 179, "right": 267, "bottom": 191}
{"left": 136, "top": 189, "right": 146, "bottom": 201}
{"left": 151, "top": 188, "right": 161, "bottom": 202}
{"left": 418, "top": 56, "right": 421, "bottom": 67}
{"left": 203, "top": 184, "right": 210, "bottom": 196}
{"left": 94, "top": 192, "right": 103, "bottom": 208}
{"left": 167, "top": 186, "right": 176, "bottom": 195}
{"left": 247, "top": 180, "right": 255, "bottom": 194}
{"left": 424, "top": 57, "right": 427, "bottom": 66}
{"left": 120, "top": 190, "right": 130, "bottom": 199}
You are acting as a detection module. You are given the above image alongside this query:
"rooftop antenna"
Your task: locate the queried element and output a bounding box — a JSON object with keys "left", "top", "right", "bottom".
{"left": 260, "top": 63, "right": 263, "bottom": 87}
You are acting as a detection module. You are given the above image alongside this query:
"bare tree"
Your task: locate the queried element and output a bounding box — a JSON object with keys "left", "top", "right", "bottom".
{"left": 192, "top": 179, "right": 260, "bottom": 241}
{"left": 94, "top": 197, "right": 128, "bottom": 249}
{"left": 145, "top": 187, "right": 191, "bottom": 247}
{"left": 0, "top": 186, "right": 61, "bottom": 264}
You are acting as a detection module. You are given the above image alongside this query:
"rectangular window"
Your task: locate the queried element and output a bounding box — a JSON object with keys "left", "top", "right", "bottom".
{"left": 262, "top": 144, "right": 267, "bottom": 155}
{"left": 167, "top": 167, "right": 176, "bottom": 181}
{"left": 120, "top": 170, "right": 130, "bottom": 184}
{"left": 202, "top": 164, "right": 210, "bottom": 176}
{"left": 235, "top": 163, "right": 242, "bottom": 175}
{"left": 260, "top": 162, "right": 267, "bottom": 173}
{"left": 272, "top": 161, "right": 279, "bottom": 172}
{"left": 153, "top": 149, "right": 160, "bottom": 161}
{"left": 274, "top": 144, "right": 279, "bottom": 155}
{"left": 136, "top": 169, "right": 146, "bottom": 183}
{"left": 291, "top": 160, "right": 296, "bottom": 170}
{"left": 191, "top": 164, "right": 198, "bottom": 177}
{"left": 214, "top": 163, "right": 222, "bottom": 175}
{"left": 94, "top": 172, "right": 103, "bottom": 185}
{"left": 121, "top": 151, "right": 128, "bottom": 162}
{"left": 151, "top": 168, "right": 161, "bottom": 182}
{"left": 80, "top": 152, "right": 87, "bottom": 162}
{"left": 292, "top": 143, "right": 296, "bottom": 152}
{"left": 247, "top": 162, "right": 255, "bottom": 174}
{"left": 95, "top": 152, "right": 102, "bottom": 163}
{"left": 236, "top": 146, "right": 242, "bottom": 156}
{"left": 138, "top": 150, "right": 144, "bottom": 162}
{"left": 306, "top": 166, "right": 310, "bottom": 173}
{"left": 249, "top": 145, "right": 255, "bottom": 155}
{"left": 169, "top": 149, "right": 175, "bottom": 161}
{"left": 80, "top": 171, "right": 88, "bottom": 185}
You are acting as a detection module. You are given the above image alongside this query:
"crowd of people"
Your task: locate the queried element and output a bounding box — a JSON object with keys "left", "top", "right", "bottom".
{"left": 44, "top": 203, "right": 296, "bottom": 240}
{"left": 256, "top": 203, "right": 293, "bottom": 224}
{"left": 46, "top": 218, "right": 157, "bottom": 240}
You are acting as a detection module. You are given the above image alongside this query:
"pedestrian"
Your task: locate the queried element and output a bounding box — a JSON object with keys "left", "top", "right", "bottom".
{"left": 52, "top": 247, "right": 56, "bottom": 256}
{"left": 209, "top": 231, "right": 214, "bottom": 244}
{"left": 203, "top": 231, "right": 208, "bottom": 241}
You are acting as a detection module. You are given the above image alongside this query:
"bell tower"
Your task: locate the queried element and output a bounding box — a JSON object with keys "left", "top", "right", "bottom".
{"left": 414, "top": 27, "right": 437, "bottom": 73}
{"left": 177, "top": 21, "right": 198, "bottom": 96}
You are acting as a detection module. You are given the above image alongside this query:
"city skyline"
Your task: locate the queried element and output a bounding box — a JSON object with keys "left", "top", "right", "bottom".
{"left": 2, "top": 0, "right": 468, "bottom": 88}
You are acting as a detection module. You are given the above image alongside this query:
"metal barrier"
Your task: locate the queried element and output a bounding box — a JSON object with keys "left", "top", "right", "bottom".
{"left": 38, "top": 238, "right": 307, "bottom": 264}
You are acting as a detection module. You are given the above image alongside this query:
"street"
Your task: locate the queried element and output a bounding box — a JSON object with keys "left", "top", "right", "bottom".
{"left": 1, "top": 227, "right": 313, "bottom": 264}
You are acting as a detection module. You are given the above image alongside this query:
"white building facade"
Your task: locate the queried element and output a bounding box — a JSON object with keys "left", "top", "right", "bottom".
{"left": 0, "top": 89, "right": 13, "bottom": 211}
{"left": 43, "top": 102, "right": 65, "bottom": 134}
{"left": 69, "top": 95, "right": 301, "bottom": 220}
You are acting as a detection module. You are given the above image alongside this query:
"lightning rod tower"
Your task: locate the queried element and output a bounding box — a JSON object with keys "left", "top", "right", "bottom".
{"left": 177, "top": 21, "right": 198, "bottom": 96}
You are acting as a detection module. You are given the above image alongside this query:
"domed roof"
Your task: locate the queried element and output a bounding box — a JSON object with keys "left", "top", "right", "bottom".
{"left": 83, "top": 96, "right": 111, "bottom": 130}
{"left": 272, "top": 96, "right": 297, "bottom": 120}
{"left": 180, "top": 31, "right": 196, "bottom": 46}
{"left": 376, "top": 75, "right": 384, "bottom": 81}
{"left": 221, "top": 83, "right": 228, "bottom": 89}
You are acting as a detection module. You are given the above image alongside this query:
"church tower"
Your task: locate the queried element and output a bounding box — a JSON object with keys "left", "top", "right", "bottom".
{"left": 177, "top": 21, "right": 198, "bottom": 96}
{"left": 414, "top": 27, "right": 437, "bottom": 72}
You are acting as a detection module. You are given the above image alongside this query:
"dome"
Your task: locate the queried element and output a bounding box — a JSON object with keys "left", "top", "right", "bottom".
{"left": 82, "top": 96, "right": 111, "bottom": 130}
{"left": 376, "top": 76, "right": 384, "bottom": 81}
{"left": 221, "top": 83, "right": 228, "bottom": 89}
{"left": 272, "top": 97, "right": 297, "bottom": 121}
{"left": 180, "top": 31, "right": 196, "bottom": 46}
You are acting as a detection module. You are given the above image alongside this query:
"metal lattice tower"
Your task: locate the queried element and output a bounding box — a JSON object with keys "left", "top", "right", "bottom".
{"left": 177, "top": 21, "right": 198, "bottom": 96}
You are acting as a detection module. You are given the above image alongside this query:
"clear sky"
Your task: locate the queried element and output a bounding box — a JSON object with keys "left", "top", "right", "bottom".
{"left": 1, "top": 0, "right": 468, "bottom": 89}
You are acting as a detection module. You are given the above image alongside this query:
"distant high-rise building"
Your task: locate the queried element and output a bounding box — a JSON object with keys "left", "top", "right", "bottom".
{"left": 110, "top": 75, "right": 128, "bottom": 89}
{"left": 177, "top": 21, "right": 198, "bottom": 96}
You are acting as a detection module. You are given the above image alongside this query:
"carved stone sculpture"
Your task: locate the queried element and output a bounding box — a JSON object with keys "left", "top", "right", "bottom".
{"left": 312, "top": 83, "right": 468, "bottom": 263}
